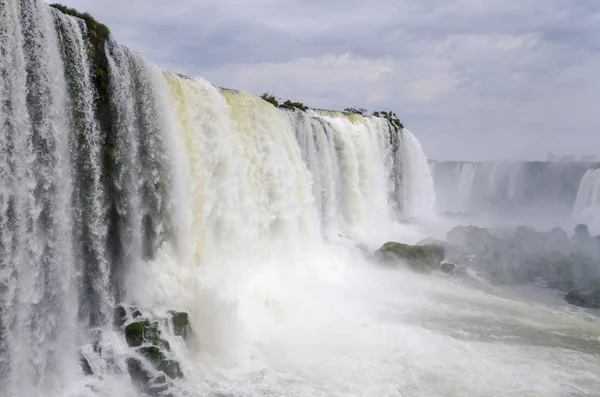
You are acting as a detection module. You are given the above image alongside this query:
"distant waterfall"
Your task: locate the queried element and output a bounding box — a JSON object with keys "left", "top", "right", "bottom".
{"left": 456, "top": 163, "right": 477, "bottom": 212}
{"left": 401, "top": 129, "right": 437, "bottom": 220}
{"left": 573, "top": 169, "right": 600, "bottom": 231}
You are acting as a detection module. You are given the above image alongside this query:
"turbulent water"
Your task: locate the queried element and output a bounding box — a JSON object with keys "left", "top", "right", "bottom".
{"left": 1, "top": 1, "right": 600, "bottom": 396}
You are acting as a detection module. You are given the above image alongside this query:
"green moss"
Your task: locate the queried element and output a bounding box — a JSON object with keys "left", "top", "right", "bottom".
{"left": 565, "top": 289, "right": 600, "bottom": 309}
{"left": 124, "top": 320, "right": 170, "bottom": 349}
{"left": 376, "top": 242, "right": 445, "bottom": 273}
{"left": 138, "top": 346, "right": 166, "bottom": 363}
{"left": 125, "top": 321, "right": 148, "bottom": 347}
{"left": 169, "top": 311, "right": 189, "bottom": 339}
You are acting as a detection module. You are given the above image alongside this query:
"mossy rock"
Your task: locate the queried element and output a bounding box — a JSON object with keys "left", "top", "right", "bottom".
{"left": 565, "top": 289, "right": 600, "bottom": 309}
{"left": 169, "top": 311, "right": 189, "bottom": 339}
{"left": 158, "top": 359, "right": 183, "bottom": 379}
{"left": 137, "top": 347, "right": 182, "bottom": 379}
{"left": 125, "top": 320, "right": 168, "bottom": 348}
{"left": 125, "top": 320, "right": 149, "bottom": 347}
{"left": 138, "top": 345, "right": 166, "bottom": 363}
{"left": 126, "top": 358, "right": 169, "bottom": 397}
{"left": 376, "top": 242, "right": 445, "bottom": 273}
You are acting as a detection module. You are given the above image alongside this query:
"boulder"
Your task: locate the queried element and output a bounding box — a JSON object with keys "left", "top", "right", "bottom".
{"left": 376, "top": 242, "right": 444, "bottom": 273}
{"left": 439, "top": 262, "right": 468, "bottom": 276}
{"left": 565, "top": 289, "right": 600, "bottom": 309}
{"left": 169, "top": 311, "right": 189, "bottom": 340}
{"left": 79, "top": 353, "right": 93, "bottom": 375}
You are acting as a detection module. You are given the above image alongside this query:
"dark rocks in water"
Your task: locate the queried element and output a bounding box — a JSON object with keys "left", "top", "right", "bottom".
{"left": 439, "top": 261, "right": 469, "bottom": 277}
{"left": 158, "top": 359, "right": 183, "bottom": 379}
{"left": 125, "top": 320, "right": 170, "bottom": 350}
{"left": 376, "top": 242, "right": 444, "bottom": 273}
{"left": 79, "top": 353, "right": 93, "bottom": 375}
{"left": 439, "top": 262, "right": 456, "bottom": 274}
{"left": 565, "top": 289, "right": 600, "bottom": 309}
{"left": 114, "top": 305, "right": 127, "bottom": 328}
{"left": 127, "top": 357, "right": 152, "bottom": 388}
{"left": 125, "top": 321, "right": 149, "bottom": 347}
{"left": 126, "top": 358, "right": 170, "bottom": 397}
{"left": 169, "top": 311, "right": 189, "bottom": 339}
{"left": 118, "top": 306, "right": 188, "bottom": 388}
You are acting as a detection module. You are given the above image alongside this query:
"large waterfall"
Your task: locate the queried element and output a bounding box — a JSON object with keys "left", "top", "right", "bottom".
{"left": 3, "top": 2, "right": 600, "bottom": 396}
{"left": 0, "top": 1, "right": 436, "bottom": 395}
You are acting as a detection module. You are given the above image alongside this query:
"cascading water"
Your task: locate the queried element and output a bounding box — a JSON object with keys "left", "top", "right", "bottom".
{"left": 573, "top": 169, "right": 600, "bottom": 232}
{"left": 400, "top": 129, "right": 437, "bottom": 221}
{"left": 431, "top": 160, "right": 598, "bottom": 228}
{"left": 2, "top": 1, "right": 600, "bottom": 396}
{"left": 456, "top": 163, "right": 477, "bottom": 212}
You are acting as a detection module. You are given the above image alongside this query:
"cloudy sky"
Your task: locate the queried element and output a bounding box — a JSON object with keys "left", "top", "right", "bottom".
{"left": 48, "top": 0, "right": 599, "bottom": 161}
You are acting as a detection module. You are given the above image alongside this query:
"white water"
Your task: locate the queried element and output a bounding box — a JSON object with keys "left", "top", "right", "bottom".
{"left": 401, "top": 129, "right": 437, "bottom": 221}
{"left": 456, "top": 163, "right": 477, "bottom": 212}
{"left": 2, "top": 2, "right": 600, "bottom": 397}
{"left": 573, "top": 169, "right": 600, "bottom": 233}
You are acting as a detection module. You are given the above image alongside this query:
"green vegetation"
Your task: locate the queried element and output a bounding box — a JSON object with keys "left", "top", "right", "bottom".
{"left": 343, "top": 107, "right": 367, "bottom": 116}
{"left": 260, "top": 93, "right": 308, "bottom": 111}
{"left": 373, "top": 110, "right": 404, "bottom": 131}
{"left": 280, "top": 99, "right": 307, "bottom": 111}
{"left": 376, "top": 242, "right": 445, "bottom": 273}
{"left": 565, "top": 289, "right": 600, "bottom": 309}
{"left": 260, "top": 92, "right": 279, "bottom": 107}
{"left": 49, "top": 3, "right": 110, "bottom": 37}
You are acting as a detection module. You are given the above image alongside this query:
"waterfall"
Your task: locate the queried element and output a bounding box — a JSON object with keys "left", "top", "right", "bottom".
{"left": 0, "top": 1, "right": 437, "bottom": 395}
{"left": 573, "top": 169, "right": 600, "bottom": 232}
{"left": 401, "top": 129, "right": 437, "bottom": 220}
{"left": 457, "top": 163, "right": 477, "bottom": 212}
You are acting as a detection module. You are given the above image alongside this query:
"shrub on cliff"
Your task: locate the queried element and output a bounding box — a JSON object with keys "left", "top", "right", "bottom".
{"left": 373, "top": 110, "right": 404, "bottom": 130}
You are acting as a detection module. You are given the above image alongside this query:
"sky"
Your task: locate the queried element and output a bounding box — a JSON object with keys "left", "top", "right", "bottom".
{"left": 47, "top": 0, "right": 600, "bottom": 161}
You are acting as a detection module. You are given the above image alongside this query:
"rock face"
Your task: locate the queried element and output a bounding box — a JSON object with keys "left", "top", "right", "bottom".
{"left": 440, "top": 224, "right": 600, "bottom": 290}
{"left": 376, "top": 242, "right": 445, "bottom": 273}
{"left": 115, "top": 306, "right": 189, "bottom": 396}
{"left": 169, "top": 311, "right": 189, "bottom": 339}
{"left": 565, "top": 289, "right": 600, "bottom": 309}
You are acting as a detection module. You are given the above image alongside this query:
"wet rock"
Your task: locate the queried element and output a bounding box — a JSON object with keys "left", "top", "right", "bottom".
{"left": 376, "top": 242, "right": 444, "bottom": 273}
{"left": 158, "top": 359, "right": 183, "bottom": 379}
{"left": 440, "top": 262, "right": 456, "bottom": 274}
{"left": 126, "top": 357, "right": 152, "bottom": 389}
{"left": 79, "top": 353, "right": 93, "bottom": 375}
{"left": 565, "top": 289, "right": 600, "bottom": 309}
{"left": 169, "top": 311, "right": 189, "bottom": 339}
{"left": 114, "top": 305, "right": 127, "bottom": 328}
{"left": 125, "top": 320, "right": 149, "bottom": 347}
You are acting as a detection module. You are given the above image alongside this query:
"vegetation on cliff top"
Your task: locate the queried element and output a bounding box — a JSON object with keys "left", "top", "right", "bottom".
{"left": 260, "top": 93, "right": 308, "bottom": 111}
{"left": 50, "top": 3, "right": 111, "bottom": 37}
